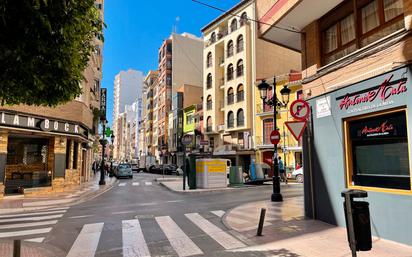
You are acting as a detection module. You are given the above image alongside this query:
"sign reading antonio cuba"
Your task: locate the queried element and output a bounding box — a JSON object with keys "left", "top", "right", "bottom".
{"left": 0, "top": 111, "right": 88, "bottom": 138}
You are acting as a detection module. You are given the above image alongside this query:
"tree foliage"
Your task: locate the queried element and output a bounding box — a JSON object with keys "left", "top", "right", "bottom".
{"left": 0, "top": 0, "right": 103, "bottom": 106}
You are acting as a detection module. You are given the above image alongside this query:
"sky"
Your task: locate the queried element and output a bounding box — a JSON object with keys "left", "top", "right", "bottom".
{"left": 102, "top": 0, "right": 240, "bottom": 126}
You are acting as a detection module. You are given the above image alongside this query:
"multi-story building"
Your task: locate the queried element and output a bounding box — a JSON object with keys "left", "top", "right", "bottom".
{"left": 155, "top": 32, "right": 203, "bottom": 163}
{"left": 143, "top": 71, "right": 159, "bottom": 157}
{"left": 254, "top": 72, "right": 302, "bottom": 175}
{"left": 257, "top": 0, "right": 412, "bottom": 246}
{"left": 112, "top": 69, "right": 144, "bottom": 160}
{"left": 0, "top": 1, "right": 105, "bottom": 196}
{"left": 201, "top": 0, "right": 300, "bottom": 171}
{"left": 123, "top": 99, "right": 143, "bottom": 161}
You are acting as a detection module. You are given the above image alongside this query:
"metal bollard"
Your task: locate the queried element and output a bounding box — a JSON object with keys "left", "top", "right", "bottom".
{"left": 256, "top": 208, "right": 266, "bottom": 236}
{"left": 13, "top": 239, "right": 21, "bottom": 257}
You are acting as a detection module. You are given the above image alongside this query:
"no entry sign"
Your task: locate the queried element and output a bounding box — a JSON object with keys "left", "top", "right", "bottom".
{"left": 270, "top": 130, "right": 281, "bottom": 145}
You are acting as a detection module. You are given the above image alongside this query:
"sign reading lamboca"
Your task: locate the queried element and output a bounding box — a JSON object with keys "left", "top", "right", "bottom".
{"left": 0, "top": 111, "right": 88, "bottom": 138}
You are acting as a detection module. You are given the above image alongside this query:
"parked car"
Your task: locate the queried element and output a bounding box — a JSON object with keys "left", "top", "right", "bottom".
{"left": 149, "top": 164, "right": 177, "bottom": 175}
{"left": 114, "top": 163, "right": 133, "bottom": 178}
{"left": 290, "top": 167, "right": 303, "bottom": 183}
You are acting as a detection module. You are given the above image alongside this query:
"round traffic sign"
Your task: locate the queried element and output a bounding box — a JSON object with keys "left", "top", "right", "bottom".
{"left": 181, "top": 134, "right": 193, "bottom": 146}
{"left": 290, "top": 99, "right": 310, "bottom": 121}
{"left": 270, "top": 130, "right": 281, "bottom": 145}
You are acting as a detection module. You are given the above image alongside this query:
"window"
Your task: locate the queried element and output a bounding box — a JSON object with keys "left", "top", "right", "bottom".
{"left": 227, "top": 64, "right": 234, "bottom": 81}
{"left": 167, "top": 43, "right": 172, "bottom": 53}
{"left": 237, "top": 84, "right": 244, "bottom": 102}
{"left": 65, "top": 139, "right": 71, "bottom": 169}
{"left": 230, "top": 19, "right": 238, "bottom": 32}
{"left": 236, "top": 35, "right": 244, "bottom": 53}
{"left": 227, "top": 88, "right": 234, "bottom": 105}
{"left": 206, "top": 116, "right": 212, "bottom": 132}
{"left": 321, "top": 0, "right": 404, "bottom": 65}
{"left": 263, "top": 119, "right": 274, "bottom": 144}
{"left": 93, "top": 79, "right": 100, "bottom": 93}
{"left": 240, "top": 12, "right": 248, "bottom": 26}
{"left": 72, "top": 142, "right": 78, "bottom": 169}
{"left": 210, "top": 32, "right": 216, "bottom": 43}
{"left": 237, "top": 109, "right": 244, "bottom": 127}
{"left": 206, "top": 52, "right": 212, "bottom": 68}
{"left": 166, "top": 75, "right": 172, "bottom": 86}
{"left": 345, "top": 110, "right": 410, "bottom": 191}
{"left": 227, "top": 111, "right": 234, "bottom": 128}
{"left": 206, "top": 95, "right": 212, "bottom": 110}
{"left": 236, "top": 59, "right": 244, "bottom": 77}
{"left": 206, "top": 73, "right": 212, "bottom": 89}
{"left": 227, "top": 40, "right": 234, "bottom": 57}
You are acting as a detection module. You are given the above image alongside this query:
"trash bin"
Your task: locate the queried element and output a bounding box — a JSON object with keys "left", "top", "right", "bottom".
{"left": 341, "top": 190, "right": 372, "bottom": 252}
{"left": 229, "top": 166, "right": 243, "bottom": 186}
{"left": 187, "top": 156, "right": 196, "bottom": 189}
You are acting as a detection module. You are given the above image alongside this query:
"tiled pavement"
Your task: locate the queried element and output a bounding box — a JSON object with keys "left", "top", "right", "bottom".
{"left": 224, "top": 196, "right": 412, "bottom": 257}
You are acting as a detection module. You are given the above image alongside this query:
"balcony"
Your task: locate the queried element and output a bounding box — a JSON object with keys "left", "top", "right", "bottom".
{"left": 236, "top": 69, "right": 244, "bottom": 77}
{"left": 256, "top": 103, "right": 274, "bottom": 115}
{"left": 237, "top": 92, "right": 244, "bottom": 102}
{"left": 227, "top": 94, "right": 234, "bottom": 105}
{"left": 206, "top": 101, "right": 212, "bottom": 110}
{"left": 227, "top": 72, "right": 234, "bottom": 81}
{"left": 218, "top": 124, "right": 225, "bottom": 131}
{"left": 236, "top": 45, "right": 244, "bottom": 53}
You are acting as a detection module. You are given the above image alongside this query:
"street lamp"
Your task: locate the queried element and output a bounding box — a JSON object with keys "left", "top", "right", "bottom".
{"left": 257, "top": 77, "right": 291, "bottom": 202}
{"left": 99, "top": 119, "right": 108, "bottom": 185}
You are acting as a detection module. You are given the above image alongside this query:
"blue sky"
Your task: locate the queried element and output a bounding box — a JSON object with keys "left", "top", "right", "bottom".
{"left": 103, "top": 0, "right": 240, "bottom": 126}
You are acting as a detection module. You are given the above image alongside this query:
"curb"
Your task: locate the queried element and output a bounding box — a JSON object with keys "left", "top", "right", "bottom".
{"left": 158, "top": 181, "right": 270, "bottom": 195}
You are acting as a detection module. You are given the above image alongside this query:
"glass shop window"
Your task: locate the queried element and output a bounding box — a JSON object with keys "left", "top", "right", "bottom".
{"left": 346, "top": 110, "right": 410, "bottom": 191}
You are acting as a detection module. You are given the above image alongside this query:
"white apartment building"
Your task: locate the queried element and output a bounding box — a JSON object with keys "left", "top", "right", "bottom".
{"left": 112, "top": 69, "right": 144, "bottom": 160}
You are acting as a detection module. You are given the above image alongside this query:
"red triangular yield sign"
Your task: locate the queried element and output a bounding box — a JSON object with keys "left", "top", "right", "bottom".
{"left": 285, "top": 121, "right": 307, "bottom": 141}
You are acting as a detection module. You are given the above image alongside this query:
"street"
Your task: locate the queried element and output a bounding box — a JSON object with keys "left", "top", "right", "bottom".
{"left": 0, "top": 173, "right": 303, "bottom": 257}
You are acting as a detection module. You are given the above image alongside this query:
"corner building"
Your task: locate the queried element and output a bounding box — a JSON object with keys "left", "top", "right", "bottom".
{"left": 201, "top": 0, "right": 300, "bottom": 171}
{"left": 257, "top": 0, "right": 412, "bottom": 246}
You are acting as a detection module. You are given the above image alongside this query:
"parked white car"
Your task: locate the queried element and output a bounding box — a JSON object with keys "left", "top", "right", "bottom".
{"left": 291, "top": 167, "right": 303, "bottom": 183}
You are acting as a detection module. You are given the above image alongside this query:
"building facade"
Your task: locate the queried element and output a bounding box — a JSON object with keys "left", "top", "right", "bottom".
{"left": 112, "top": 69, "right": 144, "bottom": 160}
{"left": 142, "top": 71, "right": 159, "bottom": 158}
{"left": 257, "top": 0, "right": 412, "bottom": 246}
{"left": 0, "top": 0, "right": 105, "bottom": 197}
{"left": 201, "top": 0, "right": 300, "bottom": 172}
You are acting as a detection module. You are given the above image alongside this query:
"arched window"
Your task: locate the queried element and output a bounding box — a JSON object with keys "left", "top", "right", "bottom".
{"left": 227, "top": 111, "right": 234, "bottom": 128}
{"left": 210, "top": 32, "right": 216, "bottom": 43}
{"left": 227, "top": 87, "right": 234, "bottom": 105}
{"left": 227, "top": 40, "right": 234, "bottom": 57}
{"left": 237, "top": 35, "right": 244, "bottom": 53}
{"left": 207, "top": 116, "right": 213, "bottom": 132}
{"left": 206, "top": 95, "right": 212, "bottom": 110}
{"left": 263, "top": 118, "right": 274, "bottom": 144}
{"left": 237, "top": 84, "right": 244, "bottom": 102}
{"left": 227, "top": 64, "right": 234, "bottom": 81}
{"left": 236, "top": 59, "right": 244, "bottom": 77}
{"left": 206, "top": 52, "right": 212, "bottom": 68}
{"left": 206, "top": 73, "right": 212, "bottom": 89}
{"left": 237, "top": 109, "right": 244, "bottom": 127}
{"left": 230, "top": 19, "right": 238, "bottom": 32}
{"left": 240, "top": 12, "right": 248, "bottom": 26}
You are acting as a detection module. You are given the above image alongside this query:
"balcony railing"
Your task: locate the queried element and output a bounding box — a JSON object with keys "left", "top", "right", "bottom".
{"left": 227, "top": 94, "right": 234, "bottom": 105}
{"left": 206, "top": 101, "right": 212, "bottom": 110}
{"left": 236, "top": 45, "right": 244, "bottom": 53}
{"left": 236, "top": 68, "right": 244, "bottom": 77}
{"left": 237, "top": 92, "right": 244, "bottom": 102}
{"left": 237, "top": 119, "right": 245, "bottom": 127}
{"left": 227, "top": 72, "right": 234, "bottom": 81}
{"left": 256, "top": 103, "right": 274, "bottom": 114}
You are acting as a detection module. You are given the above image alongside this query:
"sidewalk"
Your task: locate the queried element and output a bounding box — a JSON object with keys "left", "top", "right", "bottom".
{"left": 0, "top": 173, "right": 116, "bottom": 214}
{"left": 157, "top": 177, "right": 272, "bottom": 194}
{"left": 0, "top": 239, "right": 65, "bottom": 257}
{"left": 224, "top": 196, "right": 412, "bottom": 257}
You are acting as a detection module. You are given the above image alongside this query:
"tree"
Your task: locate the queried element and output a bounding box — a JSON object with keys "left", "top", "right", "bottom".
{"left": 0, "top": 0, "right": 103, "bottom": 106}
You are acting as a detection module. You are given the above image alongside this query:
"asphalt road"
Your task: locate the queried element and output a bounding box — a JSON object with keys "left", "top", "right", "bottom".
{"left": 11, "top": 173, "right": 304, "bottom": 257}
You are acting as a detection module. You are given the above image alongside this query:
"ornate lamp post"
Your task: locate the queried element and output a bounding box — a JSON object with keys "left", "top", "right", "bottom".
{"left": 99, "top": 119, "right": 108, "bottom": 185}
{"left": 257, "top": 77, "right": 291, "bottom": 202}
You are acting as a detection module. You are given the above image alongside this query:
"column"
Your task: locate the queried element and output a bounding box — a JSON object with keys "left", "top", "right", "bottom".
{"left": 52, "top": 137, "right": 66, "bottom": 192}
{"left": 0, "top": 132, "right": 8, "bottom": 198}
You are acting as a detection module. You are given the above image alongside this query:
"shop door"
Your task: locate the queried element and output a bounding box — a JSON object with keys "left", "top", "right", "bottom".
{"left": 262, "top": 151, "right": 274, "bottom": 177}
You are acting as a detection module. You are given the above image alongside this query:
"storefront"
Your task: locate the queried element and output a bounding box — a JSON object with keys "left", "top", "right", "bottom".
{"left": 0, "top": 111, "right": 92, "bottom": 196}
{"left": 303, "top": 65, "right": 412, "bottom": 245}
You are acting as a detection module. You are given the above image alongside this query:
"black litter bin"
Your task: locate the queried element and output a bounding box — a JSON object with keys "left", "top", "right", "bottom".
{"left": 341, "top": 190, "right": 372, "bottom": 252}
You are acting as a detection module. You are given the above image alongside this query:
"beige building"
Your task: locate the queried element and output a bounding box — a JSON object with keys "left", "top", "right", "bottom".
{"left": 202, "top": 0, "right": 300, "bottom": 169}
{"left": 0, "top": 1, "right": 105, "bottom": 197}
{"left": 142, "top": 71, "right": 159, "bottom": 157}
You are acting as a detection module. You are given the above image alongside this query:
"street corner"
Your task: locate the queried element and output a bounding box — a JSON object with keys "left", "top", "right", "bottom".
{"left": 0, "top": 239, "right": 66, "bottom": 257}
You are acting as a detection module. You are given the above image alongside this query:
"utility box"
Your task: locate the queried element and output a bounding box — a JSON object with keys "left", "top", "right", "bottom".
{"left": 229, "top": 166, "right": 243, "bottom": 186}
{"left": 196, "top": 159, "right": 228, "bottom": 189}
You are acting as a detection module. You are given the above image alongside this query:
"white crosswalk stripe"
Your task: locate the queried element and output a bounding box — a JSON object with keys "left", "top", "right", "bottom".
{"left": 119, "top": 183, "right": 127, "bottom": 187}
{"left": 156, "top": 216, "right": 203, "bottom": 257}
{"left": 144, "top": 182, "right": 152, "bottom": 186}
{"left": 66, "top": 223, "right": 104, "bottom": 257}
{"left": 132, "top": 182, "right": 140, "bottom": 186}
{"left": 122, "top": 219, "right": 151, "bottom": 257}
{"left": 66, "top": 211, "right": 246, "bottom": 256}
{"left": 0, "top": 207, "right": 67, "bottom": 242}
{"left": 185, "top": 213, "right": 246, "bottom": 250}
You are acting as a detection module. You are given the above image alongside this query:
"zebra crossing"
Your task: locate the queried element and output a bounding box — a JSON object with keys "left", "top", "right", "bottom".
{"left": 65, "top": 210, "right": 247, "bottom": 257}
{"left": 118, "top": 181, "right": 154, "bottom": 187}
{"left": 0, "top": 206, "right": 69, "bottom": 243}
